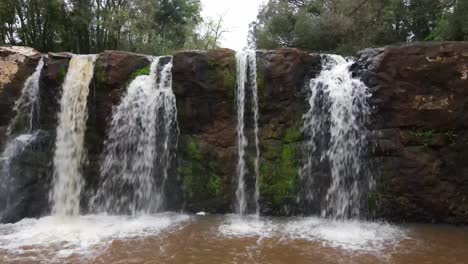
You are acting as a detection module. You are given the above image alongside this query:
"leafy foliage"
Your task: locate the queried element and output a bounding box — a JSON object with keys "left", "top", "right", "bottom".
{"left": 0, "top": 0, "right": 226, "bottom": 54}
{"left": 252, "top": 0, "right": 467, "bottom": 55}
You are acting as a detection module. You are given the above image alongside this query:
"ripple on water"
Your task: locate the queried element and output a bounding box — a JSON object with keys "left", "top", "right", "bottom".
{"left": 0, "top": 213, "right": 190, "bottom": 261}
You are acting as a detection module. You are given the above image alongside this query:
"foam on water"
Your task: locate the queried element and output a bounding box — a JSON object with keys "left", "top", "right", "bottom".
{"left": 284, "top": 217, "right": 406, "bottom": 251}
{"left": 218, "top": 215, "right": 405, "bottom": 252}
{"left": 218, "top": 214, "right": 274, "bottom": 238}
{"left": 0, "top": 213, "right": 190, "bottom": 260}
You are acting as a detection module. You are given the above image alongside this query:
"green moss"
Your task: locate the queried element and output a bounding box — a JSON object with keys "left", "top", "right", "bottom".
{"left": 58, "top": 67, "right": 68, "bottom": 82}
{"left": 186, "top": 137, "right": 202, "bottom": 161}
{"left": 410, "top": 130, "right": 435, "bottom": 139}
{"left": 410, "top": 130, "right": 435, "bottom": 147}
{"left": 94, "top": 63, "right": 106, "bottom": 83}
{"left": 207, "top": 57, "right": 216, "bottom": 67}
{"left": 284, "top": 127, "right": 302, "bottom": 143}
{"left": 258, "top": 124, "right": 303, "bottom": 207}
{"left": 259, "top": 142, "right": 299, "bottom": 207}
{"left": 224, "top": 53, "right": 237, "bottom": 99}
{"left": 180, "top": 136, "right": 224, "bottom": 205}
{"left": 207, "top": 174, "right": 222, "bottom": 196}
{"left": 127, "top": 65, "right": 151, "bottom": 84}
{"left": 257, "top": 71, "right": 265, "bottom": 99}
{"left": 224, "top": 68, "right": 236, "bottom": 99}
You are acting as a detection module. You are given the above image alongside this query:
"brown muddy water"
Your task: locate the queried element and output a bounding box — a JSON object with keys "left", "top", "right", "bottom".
{"left": 0, "top": 213, "right": 467, "bottom": 264}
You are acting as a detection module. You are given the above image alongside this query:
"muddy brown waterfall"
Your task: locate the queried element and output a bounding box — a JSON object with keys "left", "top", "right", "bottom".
{"left": 50, "top": 55, "right": 97, "bottom": 217}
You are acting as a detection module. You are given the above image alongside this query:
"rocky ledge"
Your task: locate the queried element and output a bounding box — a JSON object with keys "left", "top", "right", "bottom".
{"left": 0, "top": 42, "right": 467, "bottom": 224}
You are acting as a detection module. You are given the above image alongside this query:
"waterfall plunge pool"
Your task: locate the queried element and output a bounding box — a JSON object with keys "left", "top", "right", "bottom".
{"left": 0, "top": 214, "right": 467, "bottom": 263}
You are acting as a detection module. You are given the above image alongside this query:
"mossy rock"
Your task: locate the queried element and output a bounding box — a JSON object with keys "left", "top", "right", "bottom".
{"left": 58, "top": 67, "right": 68, "bottom": 82}
{"left": 94, "top": 62, "right": 106, "bottom": 84}
{"left": 259, "top": 142, "right": 300, "bottom": 207}
{"left": 179, "top": 136, "right": 227, "bottom": 212}
{"left": 127, "top": 65, "right": 151, "bottom": 85}
{"left": 259, "top": 124, "right": 303, "bottom": 209}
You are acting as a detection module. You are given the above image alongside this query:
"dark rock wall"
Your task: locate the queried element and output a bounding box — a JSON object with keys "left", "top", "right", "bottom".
{"left": 256, "top": 49, "right": 321, "bottom": 215}
{"left": 0, "top": 42, "right": 467, "bottom": 224}
{"left": 173, "top": 49, "right": 237, "bottom": 213}
{"left": 357, "top": 42, "right": 468, "bottom": 224}
{"left": 0, "top": 48, "right": 40, "bottom": 147}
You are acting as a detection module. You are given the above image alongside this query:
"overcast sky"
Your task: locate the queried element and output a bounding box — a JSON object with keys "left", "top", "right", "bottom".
{"left": 200, "top": 0, "right": 266, "bottom": 51}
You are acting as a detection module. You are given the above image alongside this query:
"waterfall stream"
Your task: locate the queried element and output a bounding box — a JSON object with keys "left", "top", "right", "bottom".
{"left": 7, "top": 57, "right": 44, "bottom": 135}
{"left": 50, "top": 55, "right": 97, "bottom": 217}
{"left": 91, "top": 57, "right": 177, "bottom": 215}
{"left": 301, "top": 55, "right": 371, "bottom": 219}
{"left": 0, "top": 57, "right": 45, "bottom": 219}
{"left": 235, "top": 51, "right": 260, "bottom": 216}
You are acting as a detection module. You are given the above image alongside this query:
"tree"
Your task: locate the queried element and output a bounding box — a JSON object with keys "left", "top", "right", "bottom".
{"left": 0, "top": 0, "right": 206, "bottom": 55}
{"left": 252, "top": 0, "right": 464, "bottom": 55}
{"left": 185, "top": 16, "right": 228, "bottom": 50}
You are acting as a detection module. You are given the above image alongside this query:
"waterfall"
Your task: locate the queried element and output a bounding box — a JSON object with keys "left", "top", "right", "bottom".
{"left": 0, "top": 58, "right": 45, "bottom": 219}
{"left": 7, "top": 57, "right": 44, "bottom": 135}
{"left": 301, "top": 55, "right": 370, "bottom": 220}
{"left": 50, "top": 55, "right": 97, "bottom": 217}
{"left": 90, "top": 57, "right": 177, "bottom": 216}
{"left": 235, "top": 51, "right": 260, "bottom": 216}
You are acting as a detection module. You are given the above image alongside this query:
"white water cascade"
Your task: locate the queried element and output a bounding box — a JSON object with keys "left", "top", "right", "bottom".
{"left": 301, "top": 55, "right": 371, "bottom": 219}
{"left": 90, "top": 57, "right": 177, "bottom": 215}
{"left": 235, "top": 51, "right": 260, "bottom": 216}
{"left": 50, "top": 55, "right": 97, "bottom": 217}
{"left": 0, "top": 57, "right": 45, "bottom": 219}
{"left": 7, "top": 57, "right": 44, "bottom": 135}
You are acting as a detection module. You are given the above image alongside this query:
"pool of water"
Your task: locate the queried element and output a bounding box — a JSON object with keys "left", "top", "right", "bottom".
{"left": 0, "top": 214, "right": 467, "bottom": 263}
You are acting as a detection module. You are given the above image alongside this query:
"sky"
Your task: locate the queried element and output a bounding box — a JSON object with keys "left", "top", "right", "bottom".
{"left": 200, "top": 0, "right": 266, "bottom": 51}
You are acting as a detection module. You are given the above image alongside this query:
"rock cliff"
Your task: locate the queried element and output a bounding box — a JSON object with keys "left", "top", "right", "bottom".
{"left": 0, "top": 42, "right": 467, "bottom": 224}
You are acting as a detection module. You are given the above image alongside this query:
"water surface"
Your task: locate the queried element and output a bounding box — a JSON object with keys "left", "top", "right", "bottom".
{"left": 0, "top": 214, "right": 467, "bottom": 263}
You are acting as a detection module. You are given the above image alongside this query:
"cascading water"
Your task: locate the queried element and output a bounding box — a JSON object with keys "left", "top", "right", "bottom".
{"left": 0, "top": 57, "right": 45, "bottom": 219}
{"left": 235, "top": 51, "right": 260, "bottom": 216}
{"left": 90, "top": 57, "right": 177, "bottom": 215}
{"left": 50, "top": 55, "right": 97, "bottom": 217}
{"left": 301, "top": 55, "right": 370, "bottom": 220}
{"left": 7, "top": 57, "right": 44, "bottom": 135}
{"left": 250, "top": 54, "right": 260, "bottom": 216}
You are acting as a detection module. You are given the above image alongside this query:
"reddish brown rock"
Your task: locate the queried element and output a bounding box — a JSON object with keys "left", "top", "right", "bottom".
{"left": 358, "top": 42, "right": 468, "bottom": 224}
{"left": 173, "top": 49, "right": 237, "bottom": 213}
{"left": 0, "top": 46, "right": 41, "bottom": 147}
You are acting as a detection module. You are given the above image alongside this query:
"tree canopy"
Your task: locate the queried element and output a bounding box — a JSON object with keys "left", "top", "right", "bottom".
{"left": 252, "top": 0, "right": 468, "bottom": 55}
{"left": 0, "top": 0, "right": 225, "bottom": 54}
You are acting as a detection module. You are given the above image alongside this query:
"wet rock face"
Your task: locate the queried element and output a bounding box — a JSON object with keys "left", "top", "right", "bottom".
{"left": 173, "top": 49, "right": 237, "bottom": 213}
{"left": 1, "top": 44, "right": 468, "bottom": 224}
{"left": 358, "top": 42, "right": 468, "bottom": 224}
{"left": 256, "top": 49, "right": 321, "bottom": 215}
{"left": 0, "top": 47, "right": 40, "bottom": 147}
{"left": 0, "top": 131, "right": 53, "bottom": 223}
